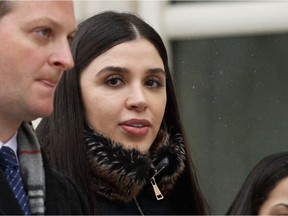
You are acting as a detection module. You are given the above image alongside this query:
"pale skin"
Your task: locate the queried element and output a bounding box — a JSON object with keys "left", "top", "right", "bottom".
{"left": 259, "top": 176, "right": 288, "bottom": 215}
{"left": 80, "top": 38, "right": 167, "bottom": 153}
{"left": 0, "top": 1, "right": 76, "bottom": 143}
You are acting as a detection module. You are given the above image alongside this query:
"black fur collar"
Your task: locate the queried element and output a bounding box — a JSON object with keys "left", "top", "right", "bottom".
{"left": 84, "top": 126, "right": 186, "bottom": 203}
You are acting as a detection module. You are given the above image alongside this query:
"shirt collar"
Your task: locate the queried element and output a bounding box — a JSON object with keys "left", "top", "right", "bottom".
{"left": 0, "top": 131, "right": 18, "bottom": 155}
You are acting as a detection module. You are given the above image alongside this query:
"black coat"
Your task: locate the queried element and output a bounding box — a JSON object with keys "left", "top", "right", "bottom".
{"left": 85, "top": 126, "right": 197, "bottom": 215}
{"left": 0, "top": 153, "right": 89, "bottom": 215}
{"left": 93, "top": 169, "right": 195, "bottom": 215}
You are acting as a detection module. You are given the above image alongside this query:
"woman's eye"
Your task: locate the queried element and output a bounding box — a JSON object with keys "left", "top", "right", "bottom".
{"left": 105, "top": 76, "right": 124, "bottom": 87}
{"left": 145, "top": 77, "right": 163, "bottom": 88}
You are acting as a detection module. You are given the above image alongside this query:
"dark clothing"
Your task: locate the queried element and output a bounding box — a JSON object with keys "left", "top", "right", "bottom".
{"left": 84, "top": 126, "right": 198, "bottom": 215}
{"left": 0, "top": 153, "right": 89, "bottom": 215}
{"left": 93, "top": 169, "right": 195, "bottom": 215}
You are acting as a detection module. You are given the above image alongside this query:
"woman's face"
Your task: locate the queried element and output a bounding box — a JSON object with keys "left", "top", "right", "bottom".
{"left": 258, "top": 176, "right": 288, "bottom": 215}
{"left": 80, "top": 38, "right": 167, "bottom": 153}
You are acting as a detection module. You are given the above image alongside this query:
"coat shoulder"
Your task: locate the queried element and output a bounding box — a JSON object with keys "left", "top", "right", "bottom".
{"left": 43, "top": 158, "right": 89, "bottom": 215}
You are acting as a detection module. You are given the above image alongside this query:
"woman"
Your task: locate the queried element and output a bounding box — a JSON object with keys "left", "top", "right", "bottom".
{"left": 227, "top": 152, "right": 288, "bottom": 215}
{"left": 36, "top": 11, "right": 207, "bottom": 215}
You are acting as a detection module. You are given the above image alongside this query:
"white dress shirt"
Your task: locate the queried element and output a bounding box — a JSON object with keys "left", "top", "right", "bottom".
{"left": 0, "top": 132, "right": 19, "bottom": 163}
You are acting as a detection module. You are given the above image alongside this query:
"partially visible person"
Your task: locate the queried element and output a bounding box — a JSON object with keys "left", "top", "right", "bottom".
{"left": 0, "top": 1, "right": 88, "bottom": 215}
{"left": 227, "top": 152, "right": 288, "bottom": 215}
{"left": 36, "top": 11, "right": 208, "bottom": 215}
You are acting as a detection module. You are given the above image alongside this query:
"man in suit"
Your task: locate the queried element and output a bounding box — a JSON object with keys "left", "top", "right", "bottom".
{"left": 0, "top": 1, "right": 88, "bottom": 215}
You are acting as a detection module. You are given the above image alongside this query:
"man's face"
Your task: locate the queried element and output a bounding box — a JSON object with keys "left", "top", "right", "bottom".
{"left": 0, "top": 1, "right": 76, "bottom": 124}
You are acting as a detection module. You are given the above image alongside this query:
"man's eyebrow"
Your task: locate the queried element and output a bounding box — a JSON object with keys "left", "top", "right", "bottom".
{"left": 25, "top": 17, "right": 77, "bottom": 36}
{"left": 26, "top": 17, "right": 60, "bottom": 28}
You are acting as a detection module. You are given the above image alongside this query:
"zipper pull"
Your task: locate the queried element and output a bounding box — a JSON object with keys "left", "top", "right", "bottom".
{"left": 150, "top": 176, "right": 164, "bottom": 200}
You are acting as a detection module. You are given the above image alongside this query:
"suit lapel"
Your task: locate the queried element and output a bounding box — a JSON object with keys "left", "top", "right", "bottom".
{"left": 0, "top": 170, "right": 23, "bottom": 214}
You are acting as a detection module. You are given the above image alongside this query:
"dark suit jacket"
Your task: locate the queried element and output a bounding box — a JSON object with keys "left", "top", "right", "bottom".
{"left": 0, "top": 153, "right": 89, "bottom": 215}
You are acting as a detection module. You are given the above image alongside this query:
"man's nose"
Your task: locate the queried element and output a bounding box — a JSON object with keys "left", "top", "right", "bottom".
{"left": 49, "top": 39, "right": 74, "bottom": 72}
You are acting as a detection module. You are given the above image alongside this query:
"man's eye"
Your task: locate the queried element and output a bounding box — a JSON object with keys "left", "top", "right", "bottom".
{"left": 68, "top": 35, "right": 74, "bottom": 44}
{"left": 35, "top": 28, "right": 52, "bottom": 38}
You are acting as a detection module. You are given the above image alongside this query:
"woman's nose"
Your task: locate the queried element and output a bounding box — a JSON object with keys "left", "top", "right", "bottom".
{"left": 126, "top": 86, "right": 148, "bottom": 112}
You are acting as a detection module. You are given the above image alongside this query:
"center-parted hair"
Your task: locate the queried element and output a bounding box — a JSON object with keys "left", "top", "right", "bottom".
{"left": 36, "top": 11, "right": 207, "bottom": 214}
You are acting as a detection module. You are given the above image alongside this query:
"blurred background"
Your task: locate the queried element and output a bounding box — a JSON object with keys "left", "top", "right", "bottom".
{"left": 35, "top": 1, "right": 288, "bottom": 214}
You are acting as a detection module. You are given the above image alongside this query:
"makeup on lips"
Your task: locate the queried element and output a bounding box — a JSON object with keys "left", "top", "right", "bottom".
{"left": 120, "top": 119, "right": 150, "bottom": 137}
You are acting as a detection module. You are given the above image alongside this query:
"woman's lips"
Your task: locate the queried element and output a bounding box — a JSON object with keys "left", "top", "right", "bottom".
{"left": 120, "top": 119, "right": 150, "bottom": 137}
{"left": 121, "top": 125, "right": 149, "bottom": 137}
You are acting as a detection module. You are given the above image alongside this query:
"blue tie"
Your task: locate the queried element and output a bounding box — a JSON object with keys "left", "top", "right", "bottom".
{"left": 0, "top": 146, "right": 31, "bottom": 215}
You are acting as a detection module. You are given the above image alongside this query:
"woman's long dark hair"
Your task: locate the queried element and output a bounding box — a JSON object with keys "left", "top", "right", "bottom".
{"left": 36, "top": 11, "right": 207, "bottom": 214}
{"left": 227, "top": 152, "right": 288, "bottom": 215}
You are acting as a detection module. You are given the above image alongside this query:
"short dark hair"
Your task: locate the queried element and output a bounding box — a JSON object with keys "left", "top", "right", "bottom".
{"left": 0, "top": 1, "right": 13, "bottom": 19}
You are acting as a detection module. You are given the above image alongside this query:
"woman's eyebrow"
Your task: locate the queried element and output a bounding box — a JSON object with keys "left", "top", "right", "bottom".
{"left": 96, "top": 66, "right": 165, "bottom": 77}
{"left": 147, "top": 68, "right": 166, "bottom": 76}
{"left": 273, "top": 203, "right": 288, "bottom": 208}
{"left": 96, "top": 66, "right": 129, "bottom": 77}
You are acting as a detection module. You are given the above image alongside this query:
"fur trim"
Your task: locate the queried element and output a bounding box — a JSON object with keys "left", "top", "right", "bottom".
{"left": 150, "top": 132, "right": 186, "bottom": 194}
{"left": 84, "top": 126, "right": 186, "bottom": 203}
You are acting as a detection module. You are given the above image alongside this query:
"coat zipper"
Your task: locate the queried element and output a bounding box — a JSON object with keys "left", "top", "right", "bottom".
{"left": 133, "top": 157, "right": 169, "bottom": 214}
{"left": 150, "top": 176, "right": 164, "bottom": 200}
{"left": 150, "top": 157, "right": 169, "bottom": 200}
